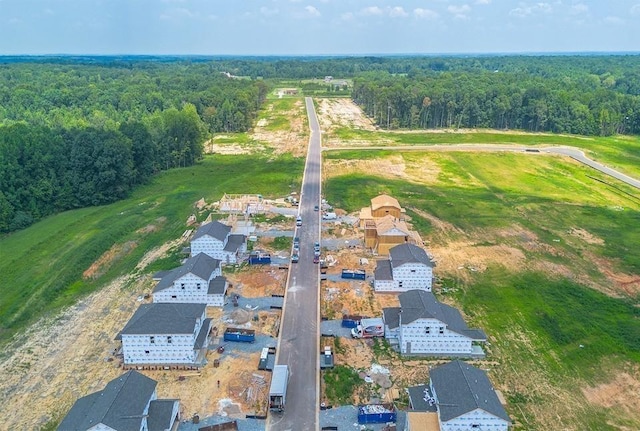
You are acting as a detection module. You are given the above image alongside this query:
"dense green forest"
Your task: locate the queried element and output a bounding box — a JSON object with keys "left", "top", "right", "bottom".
{"left": 2, "top": 55, "right": 640, "bottom": 233}
{"left": 352, "top": 71, "right": 640, "bottom": 135}
{"left": 0, "top": 61, "right": 269, "bottom": 232}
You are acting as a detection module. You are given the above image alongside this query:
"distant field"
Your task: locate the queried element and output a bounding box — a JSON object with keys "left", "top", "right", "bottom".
{"left": 0, "top": 154, "right": 303, "bottom": 346}
{"left": 324, "top": 149, "right": 640, "bottom": 430}
{"left": 326, "top": 128, "right": 640, "bottom": 180}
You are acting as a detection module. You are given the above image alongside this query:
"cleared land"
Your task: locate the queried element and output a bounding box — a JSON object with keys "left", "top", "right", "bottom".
{"left": 317, "top": 98, "right": 640, "bottom": 430}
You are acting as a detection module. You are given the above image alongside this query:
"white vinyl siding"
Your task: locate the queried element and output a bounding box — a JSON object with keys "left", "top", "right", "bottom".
{"left": 400, "top": 318, "right": 475, "bottom": 355}
{"left": 122, "top": 310, "right": 206, "bottom": 365}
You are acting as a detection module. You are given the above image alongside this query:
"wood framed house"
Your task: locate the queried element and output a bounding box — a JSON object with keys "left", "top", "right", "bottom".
{"left": 190, "top": 220, "right": 246, "bottom": 264}
{"left": 153, "top": 252, "right": 227, "bottom": 307}
{"left": 429, "top": 360, "right": 511, "bottom": 431}
{"left": 57, "top": 370, "right": 180, "bottom": 431}
{"left": 383, "top": 289, "right": 486, "bottom": 357}
{"left": 374, "top": 244, "right": 435, "bottom": 293}
{"left": 117, "top": 303, "right": 212, "bottom": 365}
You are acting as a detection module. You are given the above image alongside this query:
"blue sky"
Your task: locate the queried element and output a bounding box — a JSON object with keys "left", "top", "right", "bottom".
{"left": 0, "top": 0, "right": 639, "bottom": 55}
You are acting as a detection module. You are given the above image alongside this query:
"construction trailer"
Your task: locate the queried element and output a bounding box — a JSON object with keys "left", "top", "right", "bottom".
{"left": 269, "top": 365, "right": 289, "bottom": 412}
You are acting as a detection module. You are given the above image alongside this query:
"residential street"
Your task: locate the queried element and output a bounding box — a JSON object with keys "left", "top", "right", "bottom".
{"left": 268, "top": 97, "right": 322, "bottom": 431}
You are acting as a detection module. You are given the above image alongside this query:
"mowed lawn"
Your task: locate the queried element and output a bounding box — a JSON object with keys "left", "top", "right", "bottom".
{"left": 324, "top": 150, "right": 640, "bottom": 430}
{"left": 0, "top": 154, "right": 303, "bottom": 346}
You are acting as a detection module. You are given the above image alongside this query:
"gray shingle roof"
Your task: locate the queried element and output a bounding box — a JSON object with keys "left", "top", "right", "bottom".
{"left": 57, "top": 370, "right": 156, "bottom": 431}
{"left": 147, "top": 399, "right": 179, "bottom": 431}
{"left": 118, "top": 303, "right": 206, "bottom": 337}
{"left": 374, "top": 259, "right": 393, "bottom": 280}
{"left": 193, "top": 221, "right": 231, "bottom": 242}
{"left": 194, "top": 318, "right": 213, "bottom": 349}
{"left": 399, "top": 290, "right": 486, "bottom": 340}
{"left": 382, "top": 307, "right": 401, "bottom": 330}
{"left": 208, "top": 276, "right": 228, "bottom": 295}
{"left": 407, "top": 384, "right": 438, "bottom": 412}
{"left": 223, "top": 234, "right": 246, "bottom": 252}
{"left": 430, "top": 360, "right": 511, "bottom": 423}
{"left": 390, "top": 244, "right": 435, "bottom": 268}
{"left": 153, "top": 253, "right": 220, "bottom": 293}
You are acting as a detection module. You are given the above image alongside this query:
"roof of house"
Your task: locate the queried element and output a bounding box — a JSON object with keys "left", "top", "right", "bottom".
{"left": 223, "top": 234, "right": 246, "bottom": 252}
{"left": 376, "top": 215, "right": 410, "bottom": 236}
{"left": 430, "top": 360, "right": 511, "bottom": 423}
{"left": 390, "top": 243, "right": 435, "bottom": 268}
{"left": 399, "top": 290, "right": 486, "bottom": 340}
{"left": 194, "top": 318, "right": 213, "bottom": 349}
{"left": 371, "top": 194, "right": 401, "bottom": 211}
{"left": 57, "top": 370, "right": 156, "bottom": 431}
{"left": 147, "top": 399, "right": 179, "bottom": 431}
{"left": 118, "top": 303, "right": 206, "bottom": 338}
{"left": 374, "top": 259, "right": 393, "bottom": 281}
{"left": 208, "top": 276, "right": 228, "bottom": 295}
{"left": 193, "top": 220, "right": 231, "bottom": 242}
{"left": 153, "top": 253, "right": 220, "bottom": 293}
{"left": 382, "top": 307, "right": 401, "bottom": 330}
{"left": 407, "top": 384, "right": 438, "bottom": 412}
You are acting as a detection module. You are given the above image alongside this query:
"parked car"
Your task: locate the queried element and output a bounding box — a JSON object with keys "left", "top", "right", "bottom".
{"left": 313, "top": 255, "right": 319, "bottom": 264}
{"left": 296, "top": 216, "right": 302, "bottom": 226}
{"left": 314, "top": 205, "right": 319, "bottom": 211}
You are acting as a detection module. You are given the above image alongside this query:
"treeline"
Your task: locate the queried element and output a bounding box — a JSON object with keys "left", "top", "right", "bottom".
{"left": 352, "top": 71, "right": 640, "bottom": 135}
{"left": 0, "top": 104, "right": 206, "bottom": 232}
{"left": 0, "top": 61, "right": 269, "bottom": 133}
{"left": 0, "top": 60, "right": 271, "bottom": 233}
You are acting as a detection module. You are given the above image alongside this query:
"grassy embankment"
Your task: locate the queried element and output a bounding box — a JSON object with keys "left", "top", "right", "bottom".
{"left": 328, "top": 128, "right": 640, "bottom": 180}
{"left": 0, "top": 154, "right": 303, "bottom": 348}
{"left": 324, "top": 148, "right": 640, "bottom": 430}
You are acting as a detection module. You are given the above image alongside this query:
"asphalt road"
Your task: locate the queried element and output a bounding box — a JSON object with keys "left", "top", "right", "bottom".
{"left": 325, "top": 144, "right": 640, "bottom": 190}
{"left": 268, "top": 97, "right": 322, "bottom": 431}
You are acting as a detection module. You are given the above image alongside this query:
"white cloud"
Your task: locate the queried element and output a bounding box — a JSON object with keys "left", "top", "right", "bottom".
{"left": 305, "top": 5, "right": 321, "bottom": 17}
{"left": 389, "top": 6, "right": 408, "bottom": 18}
{"left": 414, "top": 8, "right": 439, "bottom": 19}
{"left": 631, "top": 4, "right": 640, "bottom": 15}
{"left": 448, "top": 4, "right": 471, "bottom": 20}
{"left": 341, "top": 11, "right": 354, "bottom": 21}
{"left": 362, "top": 6, "right": 383, "bottom": 16}
{"left": 570, "top": 3, "right": 588, "bottom": 15}
{"left": 475, "top": 0, "right": 491, "bottom": 4}
{"left": 604, "top": 16, "right": 624, "bottom": 25}
{"left": 509, "top": 2, "right": 552, "bottom": 18}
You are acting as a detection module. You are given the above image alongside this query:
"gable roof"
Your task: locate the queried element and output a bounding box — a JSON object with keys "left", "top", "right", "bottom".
{"left": 371, "top": 194, "right": 401, "bottom": 211}
{"left": 390, "top": 244, "right": 435, "bottom": 268}
{"left": 223, "top": 234, "right": 246, "bottom": 252}
{"left": 147, "top": 400, "right": 179, "bottom": 431}
{"left": 382, "top": 307, "right": 401, "bottom": 330}
{"left": 208, "top": 276, "right": 228, "bottom": 294}
{"left": 193, "top": 220, "right": 231, "bottom": 242}
{"left": 118, "top": 303, "right": 206, "bottom": 337}
{"left": 376, "top": 215, "right": 410, "bottom": 236}
{"left": 399, "top": 290, "right": 486, "bottom": 340}
{"left": 57, "top": 370, "right": 156, "bottom": 431}
{"left": 374, "top": 259, "right": 393, "bottom": 281}
{"left": 154, "top": 253, "right": 220, "bottom": 293}
{"left": 430, "top": 360, "right": 510, "bottom": 423}
{"left": 407, "top": 384, "right": 438, "bottom": 412}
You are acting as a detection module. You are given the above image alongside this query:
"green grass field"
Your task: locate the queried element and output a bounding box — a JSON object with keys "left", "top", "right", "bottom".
{"left": 327, "top": 128, "right": 640, "bottom": 180}
{"left": 0, "top": 154, "right": 303, "bottom": 346}
{"left": 324, "top": 149, "right": 640, "bottom": 429}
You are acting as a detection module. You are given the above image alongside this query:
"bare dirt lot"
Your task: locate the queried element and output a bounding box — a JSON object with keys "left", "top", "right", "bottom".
{"left": 316, "top": 98, "right": 376, "bottom": 133}
{"left": 251, "top": 99, "right": 308, "bottom": 157}
{"left": 0, "top": 235, "right": 283, "bottom": 429}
